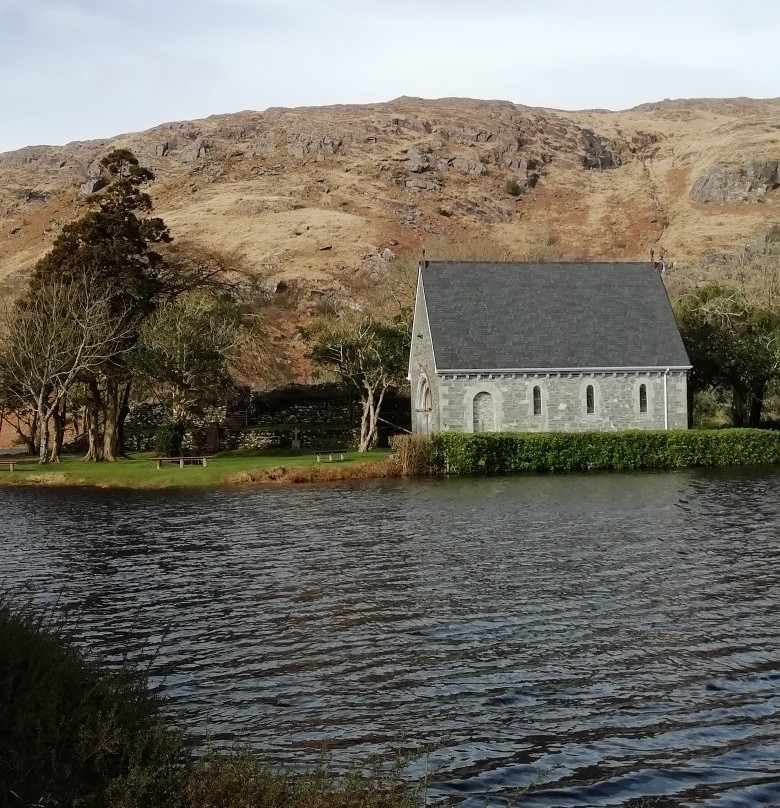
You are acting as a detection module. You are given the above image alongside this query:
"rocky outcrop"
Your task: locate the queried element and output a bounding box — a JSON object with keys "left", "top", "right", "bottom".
{"left": 450, "top": 157, "right": 486, "bottom": 177}
{"left": 690, "top": 160, "right": 780, "bottom": 203}
{"left": 181, "top": 140, "right": 210, "bottom": 162}
{"left": 287, "top": 133, "right": 343, "bottom": 159}
{"left": 78, "top": 177, "right": 107, "bottom": 197}
{"left": 405, "top": 175, "right": 441, "bottom": 192}
{"left": 405, "top": 148, "right": 432, "bottom": 173}
{"left": 16, "top": 188, "right": 51, "bottom": 203}
{"left": 580, "top": 129, "right": 622, "bottom": 170}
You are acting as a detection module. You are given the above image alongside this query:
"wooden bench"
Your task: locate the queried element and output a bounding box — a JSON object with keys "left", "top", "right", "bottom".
{"left": 153, "top": 456, "right": 211, "bottom": 469}
{"left": 0, "top": 460, "right": 17, "bottom": 472}
{"left": 315, "top": 449, "right": 348, "bottom": 463}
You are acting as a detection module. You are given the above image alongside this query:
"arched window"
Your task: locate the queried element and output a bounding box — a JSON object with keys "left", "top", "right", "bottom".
{"left": 417, "top": 376, "right": 432, "bottom": 411}
{"left": 473, "top": 391, "right": 495, "bottom": 432}
{"left": 533, "top": 386, "right": 542, "bottom": 416}
{"left": 639, "top": 383, "right": 648, "bottom": 414}
{"left": 586, "top": 384, "right": 595, "bottom": 414}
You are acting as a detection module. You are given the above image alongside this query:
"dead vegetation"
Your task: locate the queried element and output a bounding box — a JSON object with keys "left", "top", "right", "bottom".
{"left": 1, "top": 96, "right": 778, "bottom": 388}
{"left": 226, "top": 458, "right": 400, "bottom": 486}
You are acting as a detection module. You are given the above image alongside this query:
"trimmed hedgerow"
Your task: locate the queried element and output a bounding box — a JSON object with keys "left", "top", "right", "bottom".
{"left": 429, "top": 429, "right": 780, "bottom": 475}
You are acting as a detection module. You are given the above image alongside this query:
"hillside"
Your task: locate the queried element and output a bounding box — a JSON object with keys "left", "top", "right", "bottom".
{"left": 1, "top": 96, "right": 778, "bottom": 379}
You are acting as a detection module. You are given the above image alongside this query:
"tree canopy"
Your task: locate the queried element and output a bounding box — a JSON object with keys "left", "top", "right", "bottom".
{"left": 133, "top": 291, "right": 242, "bottom": 427}
{"left": 0, "top": 149, "right": 242, "bottom": 462}
{"left": 676, "top": 285, "right": 780, "bottom": 426}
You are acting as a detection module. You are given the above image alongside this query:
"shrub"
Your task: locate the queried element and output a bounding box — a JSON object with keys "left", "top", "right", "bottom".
{"left": 505, "top": 178, "right": 522, "bottom": 197}
{"left": 154, "top": 421, "right": 184, "bottom": 456}
{"left": 0, "top": 596, "right": 190, "bottom": 808}
{"left": 429, "top": 429, "right": 780, "bottom": 475}
{"left": 0, "top": 595, "right": 422, "bottom": 808}
{"left": 390, "top": 434, "right": 434, "bottom": 476}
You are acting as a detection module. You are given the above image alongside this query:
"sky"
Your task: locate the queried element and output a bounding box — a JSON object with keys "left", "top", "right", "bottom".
{"left": 1, "top": 0, "right": 778, "bottom": 152}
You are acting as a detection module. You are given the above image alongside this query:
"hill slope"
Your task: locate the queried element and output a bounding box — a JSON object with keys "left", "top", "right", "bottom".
{"left": 1, "top": 96, "right": 778, "bottom": 375}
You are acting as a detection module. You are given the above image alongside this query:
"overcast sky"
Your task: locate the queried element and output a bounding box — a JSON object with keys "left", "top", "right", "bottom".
{"left": 1, "top": 0, "right": 778, "bottom": 152}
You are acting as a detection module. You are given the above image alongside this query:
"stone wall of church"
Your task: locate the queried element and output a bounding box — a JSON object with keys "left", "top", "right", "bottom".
{"left": 409, "top": 282, "right": 440, "bottom": 434}
{"left": 431, "top": 370, "right": 688, "bottom": 433}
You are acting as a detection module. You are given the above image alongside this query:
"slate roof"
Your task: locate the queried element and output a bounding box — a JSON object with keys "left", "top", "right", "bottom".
{"left": 420, "top": 262, "right": 691, "bottom": 371}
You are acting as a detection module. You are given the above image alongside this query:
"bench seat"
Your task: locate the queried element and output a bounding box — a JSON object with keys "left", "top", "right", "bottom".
{"left": 315, "top": 450, "right": 348, "bottom": 462}
{"left": 153, "top": 456, "right": 211, "bottom": 469}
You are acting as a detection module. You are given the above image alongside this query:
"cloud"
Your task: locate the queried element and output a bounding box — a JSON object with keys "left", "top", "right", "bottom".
{"left": 0, "top": 0, "right": 777, "bottom": 150}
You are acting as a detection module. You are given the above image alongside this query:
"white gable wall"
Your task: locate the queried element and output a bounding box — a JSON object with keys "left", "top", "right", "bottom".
{"left": 408, "top": 276, "right": 440, "bottom": 434}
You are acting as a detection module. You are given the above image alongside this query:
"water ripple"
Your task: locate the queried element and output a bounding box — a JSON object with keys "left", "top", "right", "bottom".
{"left": 1, "top": 468, "right": 779, "bottom": 806}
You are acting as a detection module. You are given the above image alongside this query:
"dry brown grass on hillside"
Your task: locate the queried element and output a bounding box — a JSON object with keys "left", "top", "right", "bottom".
{"left": 1, "top": 96, "right": 778, "bottom": 379}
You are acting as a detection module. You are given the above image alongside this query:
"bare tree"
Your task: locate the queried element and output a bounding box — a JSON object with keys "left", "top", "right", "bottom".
{"left": 307, "top": 314, "right": 409, "bottom": 451}
{"left": 0, "top": 275, "right": 134, "bottom": 462}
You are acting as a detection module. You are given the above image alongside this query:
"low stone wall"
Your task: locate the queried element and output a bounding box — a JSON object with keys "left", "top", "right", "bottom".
{"left": 181, "top": 424, "right": 359, "bottom": 453}
{"left": 229, "top": 425, "right": 359, "bottom": 451}
{"left": 125, "top": 383, "right": 410, "bottom": 453}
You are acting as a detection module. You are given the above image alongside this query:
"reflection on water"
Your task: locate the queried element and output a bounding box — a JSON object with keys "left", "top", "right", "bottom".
{"left": 2, "top": 468, "right": 780, "bottom": 806}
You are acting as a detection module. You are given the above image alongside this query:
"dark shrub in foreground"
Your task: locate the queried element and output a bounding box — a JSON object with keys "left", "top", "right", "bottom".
{"left": 430, "top": 428, "right": 780, "bottom": 475}
{"left": 0, "top": 596, "right": 189, "bottom": 807}
{"left": 0, "top": 597, "right": 420, "bottom": 808}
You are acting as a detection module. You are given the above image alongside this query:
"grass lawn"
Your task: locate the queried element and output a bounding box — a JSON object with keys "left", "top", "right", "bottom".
{"left": 0, "top": 449, "right": 393, "bottom": 489}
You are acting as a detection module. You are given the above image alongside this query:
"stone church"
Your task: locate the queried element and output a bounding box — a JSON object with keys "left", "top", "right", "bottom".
{"left": 408, "top": 261, "right": 691, "bottom": 434}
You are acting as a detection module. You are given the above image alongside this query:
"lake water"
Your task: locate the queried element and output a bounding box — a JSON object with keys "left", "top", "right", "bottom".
{"left": 1, "top": 470, "right": 780, "bottom": 807}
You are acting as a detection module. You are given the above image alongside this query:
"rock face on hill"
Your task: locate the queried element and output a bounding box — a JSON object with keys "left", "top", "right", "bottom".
{"left": 690, "top": 160, "right": 780, "bottom": 203}
{"left": 0, "top": 96, "right": 778, "bottom": 377}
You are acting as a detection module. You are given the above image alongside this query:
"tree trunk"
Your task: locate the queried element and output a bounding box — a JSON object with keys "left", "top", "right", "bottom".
{"left": 369, "top": 388, "right": 386, "bottom": 449}
{"left": 37, "top": 394, "right": 49, "bottom": 464}
{"left": 25, "top": 411, "right": 39, "bottom": 456}
{"left": 358, "top": 385, "right": 386, "bottom": 452}
{"left": 358, "top": 395, "right": 373, "bottom": 452}
{"left": 3, "top": 409, "right": 38, "bottom": 456}
{"left": 731, "top": 388, "right": 748, "bottom": 427}
{"left": 748, "top": 391, "right": 765, "bottom": 428}
{"left": 117, "top": 380, "right": 132, "bottom": 457}
{"left": 83, "top": 378, "right": 102, "bottom": 461}
{"left": 687, "top": 382, "right": 695, "bottom": 430}
{"left": 50, "top": 397, "right": 66, "bottom": 463}
{"left": 103, "top": 377, "right": 119, "bottom": 462}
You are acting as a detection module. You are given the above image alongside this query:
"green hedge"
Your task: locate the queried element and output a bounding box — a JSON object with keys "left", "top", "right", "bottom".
{"left": 430, "top": 429, "right": 780, "bottom": 475}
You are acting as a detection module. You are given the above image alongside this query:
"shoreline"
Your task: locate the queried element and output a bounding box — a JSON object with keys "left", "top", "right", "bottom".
{"left": 0, "top": 451, "right": 400, "bottom": 490}
{"left": 5, "top": 427, "right": 780, "bottom": 490}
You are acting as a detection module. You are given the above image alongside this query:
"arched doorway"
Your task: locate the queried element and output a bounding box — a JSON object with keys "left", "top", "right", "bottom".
{"left": 472, "top": 391, "right": 495, "bottom": 432}
{"left": 417, "top": 376, "right": 433, "bottom": 434}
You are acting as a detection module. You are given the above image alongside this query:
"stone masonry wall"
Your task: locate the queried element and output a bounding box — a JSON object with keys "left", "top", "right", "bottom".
{"left": 435, "top": 370, "right": 688, "bottom": 432}
{"left": 409, "top": 279, "right": 440, "bottom": 433}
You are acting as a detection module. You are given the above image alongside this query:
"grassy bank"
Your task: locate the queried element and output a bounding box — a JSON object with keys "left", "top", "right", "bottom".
{"left": 0, "top": 449, "right": 395, "bottom": 489}
{"left": 0, "top": 595, "right": 421, "bottom": 808}
{"left": 9, "top": 428, "right": 774, "bottom": 489}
